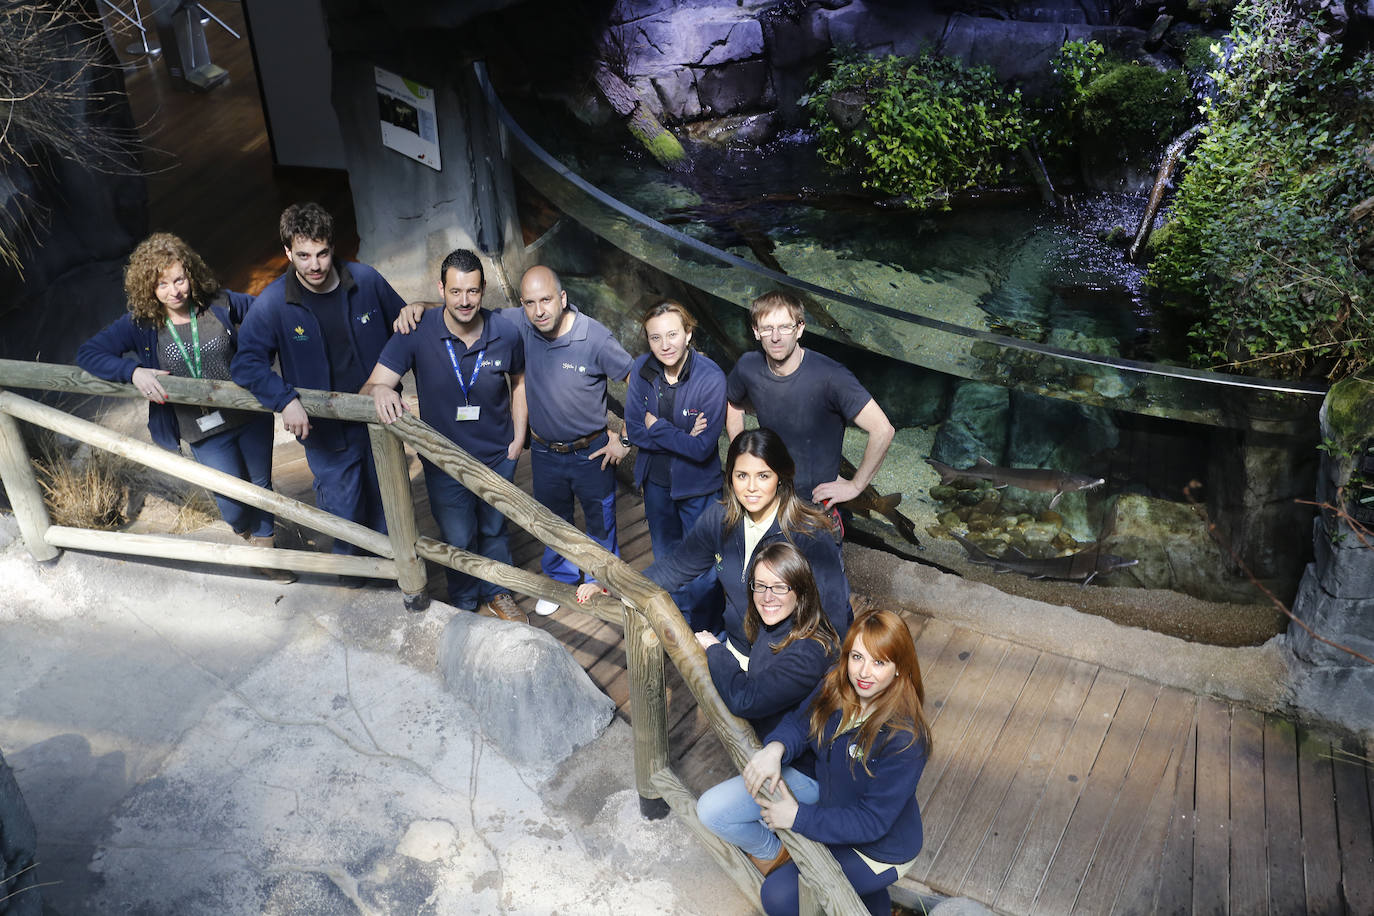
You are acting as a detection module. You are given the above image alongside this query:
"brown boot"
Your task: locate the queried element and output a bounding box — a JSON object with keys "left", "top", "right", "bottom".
{"left": 248, "top": 534, "right": 296, "bottom": 584}
{"left": 748, "top": 846, "right": 791, "bottom": 876}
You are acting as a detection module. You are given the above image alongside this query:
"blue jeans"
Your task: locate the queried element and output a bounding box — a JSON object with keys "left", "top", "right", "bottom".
{"left": 424, "top": 457, "right": 517, "bottom": 609}
{"left": 189, "top": 414, "right": 276, "bottom": 538}
{"left": 761, "top": 845, "right": 900, "bottom": 916}
{"left": 530, "top": 433, "right": 619, "bottom": 583}
{"left": 642, "top": 482, "right": 721, "bottom": 630}
{"left": 696, "top": 769, "right": 821, "bottom": 860}
{"left": 303, "top": 422, "right": 387, "bottom": 555}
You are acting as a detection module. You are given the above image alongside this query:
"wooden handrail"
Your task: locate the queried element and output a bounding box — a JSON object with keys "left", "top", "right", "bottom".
{"left": 0, "top": 358, "right": 871, "bottom": 913}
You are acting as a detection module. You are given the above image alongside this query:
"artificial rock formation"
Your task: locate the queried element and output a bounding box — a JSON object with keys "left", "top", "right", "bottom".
{"left": 438, "top": 612, "right": 615, "bottom": 779}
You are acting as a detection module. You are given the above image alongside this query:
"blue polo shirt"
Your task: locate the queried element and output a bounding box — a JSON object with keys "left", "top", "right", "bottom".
{"left": 377, "top": 307, "right": 524, "bottom": 467}
{"left": 502, "top": 303, "right": 633, "bottom": 442}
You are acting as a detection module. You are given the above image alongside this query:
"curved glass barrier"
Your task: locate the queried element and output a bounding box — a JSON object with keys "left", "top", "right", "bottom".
{"left": 475, "top": 63, "right": 1323, "bottom": 432}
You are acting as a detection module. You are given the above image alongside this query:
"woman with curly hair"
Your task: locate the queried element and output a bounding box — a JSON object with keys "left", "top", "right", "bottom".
{"left": 745, "top": 608, "right": 932, "bottom": 915}
{"left": 78, "top": 233, "right": 293, "bottom": 582}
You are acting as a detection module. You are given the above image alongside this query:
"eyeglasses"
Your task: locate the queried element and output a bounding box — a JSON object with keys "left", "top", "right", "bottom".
{"left": 750, "top": 581, "right": 793, "bottom": 596}
{"left": 756, "top": 323, "right": 798, "bottom": 337}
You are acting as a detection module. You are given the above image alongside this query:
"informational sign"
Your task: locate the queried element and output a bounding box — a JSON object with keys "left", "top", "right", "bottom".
{"left": 375, "top": 66, "right": 441, "bottom": 171}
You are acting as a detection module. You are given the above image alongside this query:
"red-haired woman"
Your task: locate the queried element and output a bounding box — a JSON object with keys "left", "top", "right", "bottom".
{"left": 744, "top": 609, "right": 932, "bottom": 916}
{"left": 78, "top": 233, "right": 291, "bottom": 581}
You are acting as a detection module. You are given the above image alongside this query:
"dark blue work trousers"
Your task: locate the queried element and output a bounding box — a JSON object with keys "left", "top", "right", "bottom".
{"left": 642, "top": 482, "right": 722, "bottom": 631}
{"left": 530, "top": 433, "right": 619, "bottom": 583}
{"left": 424, "top": 457, "right": 517, "bottom": 609}
{"left": 761, "top": 846, "right": 900, "bottom": 916}
{"left": 188, "top": 413, "right": 276, "bottom": 538}
{"left": 302, "top": 421, "right": 387, "bottom": 555}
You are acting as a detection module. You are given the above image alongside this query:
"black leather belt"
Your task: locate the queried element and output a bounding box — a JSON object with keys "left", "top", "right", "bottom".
{"left": 531, "top": 430, "right": 601, "bottom": 453}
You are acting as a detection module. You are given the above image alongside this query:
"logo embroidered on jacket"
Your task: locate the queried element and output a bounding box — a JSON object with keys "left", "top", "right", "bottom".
{"left": 293, "top": 326, "right": 309, "bottom": 341}
{"left": 358, "top": 312, "right": 372, "bottom": 324}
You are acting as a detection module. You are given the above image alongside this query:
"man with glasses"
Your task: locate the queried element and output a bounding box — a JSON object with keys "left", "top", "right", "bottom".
{"left": 725, "top": 290, "right": 895, "bottom": 517}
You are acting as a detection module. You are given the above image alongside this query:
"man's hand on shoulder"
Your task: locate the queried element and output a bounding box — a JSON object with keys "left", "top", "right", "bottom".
{"left": 392, "top": 302, "right": 430, "bottom": 334}
{"left": 812, "top": 477, "right": 862, "bottom": 508}
{"left": 282, "top": 398, "right": 311, "bottom": 440}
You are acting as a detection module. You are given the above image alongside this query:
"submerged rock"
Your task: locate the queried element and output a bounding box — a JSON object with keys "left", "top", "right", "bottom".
{"left": 1103, "top": 493, "right": 1261, "bottom": 602}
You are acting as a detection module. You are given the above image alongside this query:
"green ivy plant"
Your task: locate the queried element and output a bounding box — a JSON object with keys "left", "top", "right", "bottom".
{"left": 801, "top": 49, "right": 1029, "bottom": 210}
{"left": 1147, "top": 0, "right": 1374, "bottom": 380}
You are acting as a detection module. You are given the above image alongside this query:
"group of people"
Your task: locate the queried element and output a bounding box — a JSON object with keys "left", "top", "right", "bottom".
{"left": 77, "top": 201, "right": 928, "bottom": 914}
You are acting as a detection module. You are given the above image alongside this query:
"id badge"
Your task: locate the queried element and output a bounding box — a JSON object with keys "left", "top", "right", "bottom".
{"left": 196, "top": 410, "right": 226, "bottom": 433}
{"left": 455, "top": 405, "right": 481, "bottom": 422}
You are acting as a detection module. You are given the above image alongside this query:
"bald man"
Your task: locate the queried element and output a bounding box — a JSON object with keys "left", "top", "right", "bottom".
{"left": 503, "top": 266, "right": 634, "bottom": 615}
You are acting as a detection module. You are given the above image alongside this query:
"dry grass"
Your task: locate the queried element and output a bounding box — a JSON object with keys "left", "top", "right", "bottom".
{"left": 168, "top": 487, "right": 220, "bottom": 533}
{"left": 31, "top": 444, "right": 133, "bottom": 530}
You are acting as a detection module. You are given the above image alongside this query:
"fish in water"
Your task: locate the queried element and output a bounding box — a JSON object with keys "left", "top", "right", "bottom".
{"left": 839, "top": 457, "right": 921, "bottom": 548}
{"left": 949, "top": 531, "right": 1137, "bottom": 585}
{"left": 926, "top": 457, "right": 1105, "bottom": 509}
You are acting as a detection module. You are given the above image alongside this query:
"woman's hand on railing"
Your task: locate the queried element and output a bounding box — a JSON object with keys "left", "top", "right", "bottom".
{"left": 574, "top": 582, "right": 608, "bottom": 605}
{"left": 758, "top": 777, "right": 799, "bottom": 831}
{"left": 744, "top": 741, "right": 785, "bottom": 797}
{"left": 694, "top": 630, "right": 720, "bottom": 650}
{"left": 131, "top": 367, "right": 170, "bottom": 404}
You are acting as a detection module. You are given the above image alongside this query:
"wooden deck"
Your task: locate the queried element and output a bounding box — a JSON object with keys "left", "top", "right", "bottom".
{"left": 268, "top": 439, "right": 1374, "bottom": 915}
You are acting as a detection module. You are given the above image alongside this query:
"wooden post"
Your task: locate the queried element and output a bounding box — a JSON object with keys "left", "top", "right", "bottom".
{"left": 625, "top": 603, "right": 670, "bottom": 819}
{"left": 368, "top": 423, "right": 429, "bottom": 610}
{"left": 0, "top": 409, "right": 58, "bottom": 561}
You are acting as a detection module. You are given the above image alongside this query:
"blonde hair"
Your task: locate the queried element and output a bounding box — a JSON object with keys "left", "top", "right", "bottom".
{"left": 124, "top": 233, "right": 218, "bottom": 327}
{"left": 642, "top": 299, "right": 698, "bottom": 334}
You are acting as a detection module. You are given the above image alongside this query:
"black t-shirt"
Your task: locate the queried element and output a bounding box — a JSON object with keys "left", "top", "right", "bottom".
{"left": 303, "top": 284, "right": 365, "bottom": 393}
{"left": 725, "top": 349, "right": 873, "bottom": 501}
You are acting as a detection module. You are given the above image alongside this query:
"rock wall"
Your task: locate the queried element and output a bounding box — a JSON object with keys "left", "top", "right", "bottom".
{"left": 1286, "top": 379, "right": 1374, "bottom": 733}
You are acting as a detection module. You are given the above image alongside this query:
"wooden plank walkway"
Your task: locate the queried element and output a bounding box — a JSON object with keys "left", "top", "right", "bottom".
{"left": 264, "top": 438, "right": 1374, "bottom": 914}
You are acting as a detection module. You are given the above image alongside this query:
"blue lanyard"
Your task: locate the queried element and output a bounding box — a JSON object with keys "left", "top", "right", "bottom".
{"left": 443, "top": 340, "right": 485, "bottom": 406}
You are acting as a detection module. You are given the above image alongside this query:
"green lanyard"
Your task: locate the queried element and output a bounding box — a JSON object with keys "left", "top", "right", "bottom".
{"left": 165, "top": 312, "right": 202, "bottom": 379}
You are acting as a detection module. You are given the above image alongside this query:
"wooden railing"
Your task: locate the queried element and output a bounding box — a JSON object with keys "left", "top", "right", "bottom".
{"left": 0, "top": 358, "right": 871, "bottom": 914}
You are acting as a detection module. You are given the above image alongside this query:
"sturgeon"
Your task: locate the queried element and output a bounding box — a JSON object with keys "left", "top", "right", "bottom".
{"left": 949, "top": 531, "right": 1137, "bottom": 585}
{"left": 926, "top": 457, "right": 1105, "bottom": 509}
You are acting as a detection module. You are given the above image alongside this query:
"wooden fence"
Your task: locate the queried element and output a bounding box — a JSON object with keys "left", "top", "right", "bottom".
{"left": 0, "top": 358, "right": 875, "bottom": 914}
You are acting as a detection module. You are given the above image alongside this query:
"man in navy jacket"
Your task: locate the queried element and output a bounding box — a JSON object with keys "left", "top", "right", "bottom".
{"left": 231, "top": 202, "right": 418, "bottom": 562}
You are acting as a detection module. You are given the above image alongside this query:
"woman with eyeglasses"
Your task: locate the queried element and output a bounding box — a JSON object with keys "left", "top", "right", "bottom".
{"left": 578, "top": 428, "right": 850, "bottom": 649}
{"left": 747, "top": 608, "right": 932, "bottom": 916}
{"left": 694, "top": 541, "right": 838, "bottom": 875}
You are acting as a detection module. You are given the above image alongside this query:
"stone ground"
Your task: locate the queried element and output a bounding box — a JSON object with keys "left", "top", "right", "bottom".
{"left": 0, "top": 515, "right": 750, "bottom": 915}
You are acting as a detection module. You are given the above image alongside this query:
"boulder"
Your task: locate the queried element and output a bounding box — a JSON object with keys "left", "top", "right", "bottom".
{"left": 697, "top": 59, "right": 775, "bottom": 116}
{"left": 438, "top": 614, "right": 614, "bottom": 779}
{"left": 931, "top": 381, "right": 1010, "bottom": 468}
{"left": 1103, "top": 493, "right": 1261, "bottom": 602}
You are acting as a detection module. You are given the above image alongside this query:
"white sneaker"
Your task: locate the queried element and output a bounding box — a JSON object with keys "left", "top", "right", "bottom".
{"left": 534, "top": 599, "right": 560, "bottom": 617}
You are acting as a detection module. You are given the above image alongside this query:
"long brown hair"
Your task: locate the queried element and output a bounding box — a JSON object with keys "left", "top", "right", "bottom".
{"left": 722, "top": 429, "right": 836, "bottom": 539}
{"left": 124, "top": 233, "right": 219, "bottom": 328}
{"left": 808, "top": 609, "right": 931, "bottom": 775}
{"left": 744, "top": 542, "right": 838, "bottom": 656}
